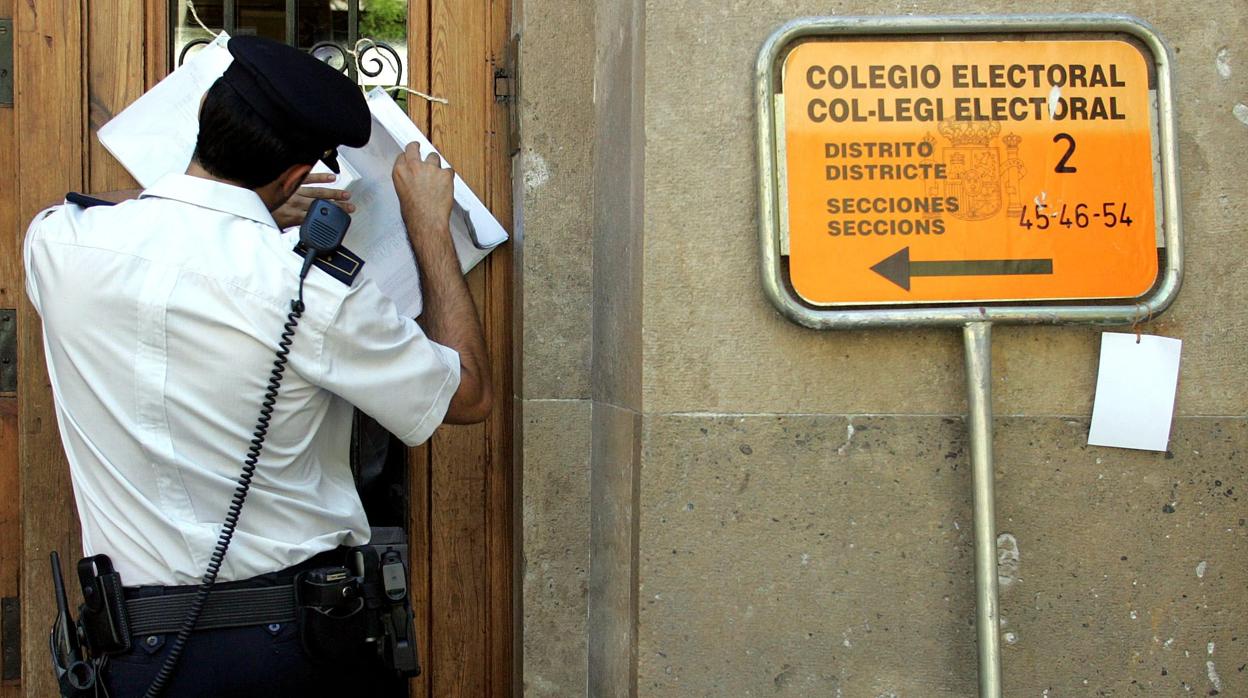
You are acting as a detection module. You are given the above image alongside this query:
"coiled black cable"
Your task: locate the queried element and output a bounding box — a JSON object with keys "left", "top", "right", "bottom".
{"left": 143, "top": 286, "right": 307, "bottom": 698}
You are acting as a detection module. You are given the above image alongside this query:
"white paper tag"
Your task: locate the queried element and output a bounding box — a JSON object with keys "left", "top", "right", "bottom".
{"left": 1087, "top": 332, "right": 1182, "bottom": 452}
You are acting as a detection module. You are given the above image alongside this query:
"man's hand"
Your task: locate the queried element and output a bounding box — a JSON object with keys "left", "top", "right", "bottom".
{"left": 272, "top": 173, "right": 355, "bottom": 228}
{"left": 391, "top": 144, "right": 492, "bottom": 425}
{"left": 392, "top": 144, "right": 454, "bottom": 251}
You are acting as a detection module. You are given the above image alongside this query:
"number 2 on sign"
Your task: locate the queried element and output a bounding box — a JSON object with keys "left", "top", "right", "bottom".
{"left": 1053, "top": 133, "right": 1077, "bottom": 173}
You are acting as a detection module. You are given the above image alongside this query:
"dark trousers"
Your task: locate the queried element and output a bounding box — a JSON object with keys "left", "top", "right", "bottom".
{"left": 102, "top": 622, "right": 404, "bottom": 697}
{"left": 101, "top": 556, "right": 407, "bottom": 698}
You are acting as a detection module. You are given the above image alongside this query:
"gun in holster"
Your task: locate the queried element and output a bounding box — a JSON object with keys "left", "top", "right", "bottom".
{"left": 296, "top": 526, "right": 421, "bottom": 678}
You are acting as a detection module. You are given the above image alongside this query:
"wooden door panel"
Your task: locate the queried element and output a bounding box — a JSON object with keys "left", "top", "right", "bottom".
{"left": 428, "top": 2, "right": 492, "bottom": 694}
{"left": 0, "top": 399, "right": 17, "bottom": 698}
{"left": 413, "top": 0, "right": 514, "bottom": 695}
{"left": 0, "top": 0, "right": 22, "bottom": 690}
{"left": 87, "top": 0, "right": 144, "bottom": 193}
{"left": 482, "top": 1, "right": 517, "bottom": 694}
{"left": 404, "top": 4, "right": 435, "bottom": 693}
{"left": 16, "top": 2, "right": 156, "bottom": 694}
{"left": 16, "top": 2, "right": 85, "bottom": 695}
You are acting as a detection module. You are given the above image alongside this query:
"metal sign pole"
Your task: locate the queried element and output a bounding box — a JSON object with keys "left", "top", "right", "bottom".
{"left": 963, "top": 321, "right": 1001, "bottom": 697}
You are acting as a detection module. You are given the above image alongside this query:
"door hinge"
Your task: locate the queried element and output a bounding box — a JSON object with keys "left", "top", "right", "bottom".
{"left": 492, "top": 31, "right": 517, "bottom": 106}
{"left": 492, "top": 67, "right": 514, "bottom": 104}
{"left": 493, "top": 34, "right": 520, "bottom": 156}
{"left": 0, "top": 310, "right": 14, "bottom": 393}
{"left": 2, "top": 596, "right": 18, "bottom": 682}
{"left": 0, "top": 19, "right": 13, "bottom": 108}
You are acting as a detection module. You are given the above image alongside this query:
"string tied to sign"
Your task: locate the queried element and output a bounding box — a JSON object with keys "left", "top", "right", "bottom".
{"left": 1130, "top": 303, "right": 1154, "bottom": 344}
{"left": 185, "top": 0, "right": 218, "bottom": 38}
{"left": 183, "top": 0, "right": 447, "bottom": 105}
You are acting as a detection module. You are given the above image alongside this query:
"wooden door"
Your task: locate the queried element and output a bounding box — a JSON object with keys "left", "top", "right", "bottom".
{"left": 8, "top": 2, "right": 514, "bottom": 696}
{"left": 0, "top": 0, "right": 19, "bottom": 694}
{"left": 408, "top": 1, "right": 516, "bottom": 696}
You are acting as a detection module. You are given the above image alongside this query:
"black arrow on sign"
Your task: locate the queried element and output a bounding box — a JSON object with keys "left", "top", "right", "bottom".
{"left": 870, "top": 247, "right": 1054, "bottom": 291}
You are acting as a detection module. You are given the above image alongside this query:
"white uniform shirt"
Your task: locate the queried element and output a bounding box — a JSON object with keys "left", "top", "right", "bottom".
{"left": 24, "top": 174, "right": 460, "bottom": 586}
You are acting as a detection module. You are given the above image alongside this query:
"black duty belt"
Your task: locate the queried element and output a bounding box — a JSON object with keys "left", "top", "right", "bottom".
{"left": 124, "top": 585, "right": 296, "bottom": 637}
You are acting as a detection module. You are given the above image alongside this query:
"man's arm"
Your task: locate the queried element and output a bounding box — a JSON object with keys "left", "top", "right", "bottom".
{"left": 392, "top": 144, "right": 492, "bottom": 424}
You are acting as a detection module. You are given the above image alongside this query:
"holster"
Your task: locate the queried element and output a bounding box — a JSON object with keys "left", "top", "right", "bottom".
{"left": 356, "top": 527, "right": 420, "bottom": 677}
{"left": 295, "top": 563, "right": 369, "bottom": 660}
{"left": 76, "top": 555, "right": 131, "bottom": 656}
{"left": 296, "top": 527, "right": 421, "bottom": 678}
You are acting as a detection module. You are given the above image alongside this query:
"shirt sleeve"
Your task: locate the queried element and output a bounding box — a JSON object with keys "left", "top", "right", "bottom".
{"left": 22, "top": 206, "right": 64, "bottom": 315}
{"left": 313, "top": 280, "right": 461, "bottom": 446}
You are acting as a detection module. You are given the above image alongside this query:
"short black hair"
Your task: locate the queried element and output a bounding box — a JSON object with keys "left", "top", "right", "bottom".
{"left": 192, "top": 79, "right": 318, "bottom": 189}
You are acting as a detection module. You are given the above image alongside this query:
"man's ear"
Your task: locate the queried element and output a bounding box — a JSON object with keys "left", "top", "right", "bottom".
{"left": 276, "top": 163, "right": 313, "bottom": 199}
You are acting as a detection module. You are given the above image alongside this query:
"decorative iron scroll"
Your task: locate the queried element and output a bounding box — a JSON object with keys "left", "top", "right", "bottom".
{"left": 310, "top": 39, "right": 404, "bottom": 86}
{"left": 177, "top": 38, "right": 405, "bottom": 89}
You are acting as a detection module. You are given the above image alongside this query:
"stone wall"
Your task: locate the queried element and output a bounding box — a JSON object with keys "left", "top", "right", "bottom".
{"left": 515, "top": 0, "right": 595, "bottom": 693}
{"left": 515, "top": 0, "right": 1248, "bottom": 695}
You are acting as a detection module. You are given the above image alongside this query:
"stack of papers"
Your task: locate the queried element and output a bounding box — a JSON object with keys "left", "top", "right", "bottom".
{"left": 97, "top": 34, "right": 508, "bottom": 317}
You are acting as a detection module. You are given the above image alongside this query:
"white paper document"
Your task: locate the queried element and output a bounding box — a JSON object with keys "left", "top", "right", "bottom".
{"left": 363, "top": 88, "right": 509, "bottom": 268}
{"left": 97, "top": 35, "right": 508, "bottom": 318}
{"left": 97, "top": 34, "right": 235, "bottom": 188}
{"left": 1087, "top": 333, "right": 1182, "bottom": 452}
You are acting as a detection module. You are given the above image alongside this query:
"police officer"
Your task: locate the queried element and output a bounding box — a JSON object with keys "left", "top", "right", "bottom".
{"left": 25, "top": 36, "right": 491, "bottom": 696}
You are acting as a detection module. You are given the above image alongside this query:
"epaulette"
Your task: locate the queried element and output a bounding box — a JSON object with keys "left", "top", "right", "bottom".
{"left": 293, "top": 243, "right": 365, "bottom": 287}
{"left": 66, "top": 192, "right": 117, "bottom": 208}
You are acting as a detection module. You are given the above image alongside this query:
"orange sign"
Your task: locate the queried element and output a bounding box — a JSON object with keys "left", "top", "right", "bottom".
{"left": 783, "top": 39, "right": 1159, "bottom": 305}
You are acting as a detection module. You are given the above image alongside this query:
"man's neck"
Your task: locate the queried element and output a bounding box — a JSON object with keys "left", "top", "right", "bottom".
{"left": 185, "top": 162, "right": 284, "bottom": 211}
{"left": 185, "top": 161, "right": 242, "bottom": 187}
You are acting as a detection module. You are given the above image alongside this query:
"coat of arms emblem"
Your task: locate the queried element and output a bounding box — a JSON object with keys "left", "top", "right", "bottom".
{"left": 925, "top": 121, "right": 1026, "bottom": 222}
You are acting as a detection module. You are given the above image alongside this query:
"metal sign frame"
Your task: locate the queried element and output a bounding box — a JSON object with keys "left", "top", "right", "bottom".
{"left": 756, "top": 14, "right": 1183, "bottom": 329}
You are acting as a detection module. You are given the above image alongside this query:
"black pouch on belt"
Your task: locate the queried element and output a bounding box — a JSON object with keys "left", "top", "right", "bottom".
{"left": 76, "top": 555, "right": 131, "bottom": 655}
{"left": 351, "top": 527, "right": 420, "bottom": 677}
{"left": 295, "top": 565, "right": 369, "bottom": 659}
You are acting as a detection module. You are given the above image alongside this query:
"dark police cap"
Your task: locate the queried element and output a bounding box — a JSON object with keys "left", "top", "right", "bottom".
{"left": 220, "top": 35, "right": 371, "bottom": 173}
